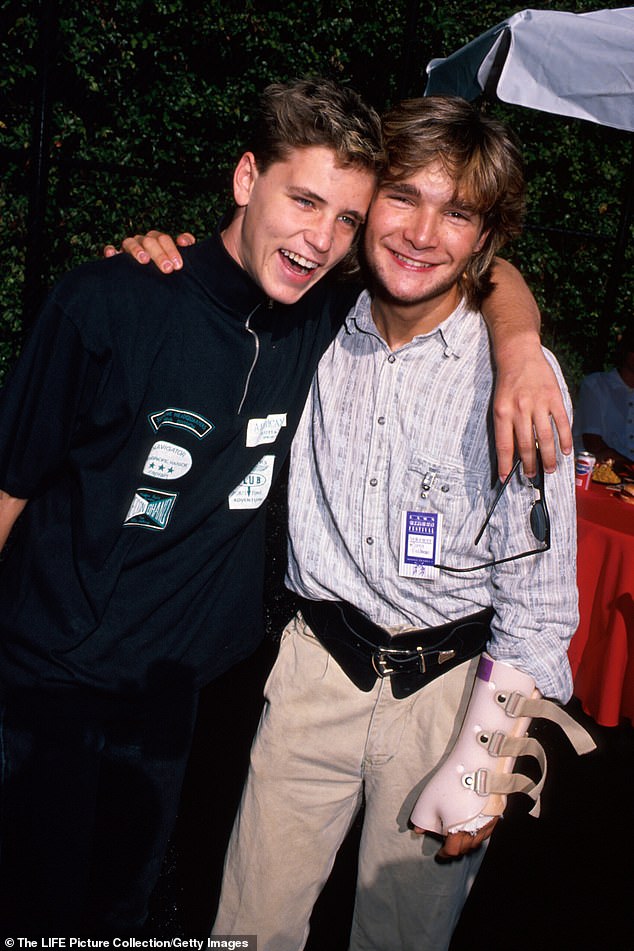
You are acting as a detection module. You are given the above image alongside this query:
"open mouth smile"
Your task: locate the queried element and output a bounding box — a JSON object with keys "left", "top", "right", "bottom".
{"left": 280, "top": 249, "right": 320, "bottom": 276}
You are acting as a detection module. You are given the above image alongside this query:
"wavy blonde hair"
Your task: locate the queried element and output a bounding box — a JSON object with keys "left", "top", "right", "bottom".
{"left": 379, "top": 96, "right": 525, "bottom": 306}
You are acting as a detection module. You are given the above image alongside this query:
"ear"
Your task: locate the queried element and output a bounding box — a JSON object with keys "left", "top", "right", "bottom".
{"left": 233, "top": 152, "right": 259, "bottom": 207}
{"left": 474, "top": 228, "right": 490, "bottom": 254}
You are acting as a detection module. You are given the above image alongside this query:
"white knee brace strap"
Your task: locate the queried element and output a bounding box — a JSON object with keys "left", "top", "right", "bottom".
{"left": 410, "top": 654, "right": 596, "bottom": 835}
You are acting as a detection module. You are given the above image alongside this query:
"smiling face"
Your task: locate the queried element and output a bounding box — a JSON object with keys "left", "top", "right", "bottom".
{"left": 222, "top": 146, "right": 377, "bottom": 306}
{"left": 363, "top": 161, "right": 489, "bottom": 344}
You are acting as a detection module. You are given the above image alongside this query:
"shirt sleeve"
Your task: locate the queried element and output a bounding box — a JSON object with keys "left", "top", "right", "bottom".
{"left": 486, "top": 351, "right": 578, "bottom": 703}
{"left": 573, "top": 374, "right": 603, "bottom": 448}
{"left": 0, "top": 290, "right": 99, "bottom": 499}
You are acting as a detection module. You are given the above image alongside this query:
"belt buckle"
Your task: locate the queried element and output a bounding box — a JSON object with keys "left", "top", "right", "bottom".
{"left": 372, "top": 650, "right": 395, "bottom": 678}
{"left": 371, "top": 646, "right": 427, "bottom": 678}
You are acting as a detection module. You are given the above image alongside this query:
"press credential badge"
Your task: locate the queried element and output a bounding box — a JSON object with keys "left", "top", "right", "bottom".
{"left": 399, "top": 511, "right": 443, "bottom": 580}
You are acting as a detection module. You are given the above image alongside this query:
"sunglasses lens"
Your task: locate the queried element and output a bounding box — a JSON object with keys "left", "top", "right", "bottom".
{"left": 530, "top": 502, "right": 548, "bottom": 543}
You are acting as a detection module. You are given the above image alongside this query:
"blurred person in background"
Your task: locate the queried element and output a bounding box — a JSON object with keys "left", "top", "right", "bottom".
{"left": 573, "top": 324, "right": 634, "bottom": 470}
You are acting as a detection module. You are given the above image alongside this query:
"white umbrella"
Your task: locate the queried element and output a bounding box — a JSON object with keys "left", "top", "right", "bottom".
{"left": 425, "top": 7, "right": 634, "bottom": 132}
{"left": 425, "top": 7, "right": 634, "bottom": 356}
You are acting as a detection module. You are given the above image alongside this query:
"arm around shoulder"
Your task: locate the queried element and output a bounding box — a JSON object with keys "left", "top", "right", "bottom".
{"left": 485, "top": 257, "right": 541, "bottom": 336}
{"left": 481, "top": 258, "right": 572, "bottom": 478}
{"left": 104, "top": 231, "right": 196, "bottom": 273}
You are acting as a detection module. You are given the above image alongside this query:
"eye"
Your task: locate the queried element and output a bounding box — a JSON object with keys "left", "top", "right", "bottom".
{"left": 338, "top": 214, "right": 360, "bottom": 230}
{"left": 294, "top": 196, "right": 314, "bottom": 209}
{"left": 387, "top": 193, "right": 414, "bottom": 205}
{"left": 378, "top": 185, "right": 414, "bottom": 206}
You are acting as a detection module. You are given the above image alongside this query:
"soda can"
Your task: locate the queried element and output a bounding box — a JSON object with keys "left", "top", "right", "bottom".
{"left": 575, "top": 451, "right": 596, "bottom": 490}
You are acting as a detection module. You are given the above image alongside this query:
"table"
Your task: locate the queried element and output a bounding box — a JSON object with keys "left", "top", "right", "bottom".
{"left": 568, "top": 481, "right": 634, "bottom": 726}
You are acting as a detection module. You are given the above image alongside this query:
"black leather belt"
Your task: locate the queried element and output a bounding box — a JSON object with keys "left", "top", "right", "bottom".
{"left": 298, "top": 599, "right": 493, "bottom": 699}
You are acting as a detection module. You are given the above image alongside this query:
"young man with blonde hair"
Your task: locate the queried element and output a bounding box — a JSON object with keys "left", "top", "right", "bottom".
{"left": 205, "top": 97, "right": 585, "bottom": 950}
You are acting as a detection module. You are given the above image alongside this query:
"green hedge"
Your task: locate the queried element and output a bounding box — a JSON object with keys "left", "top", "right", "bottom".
{"left": 2, "top": 0, "right": 631, "bottom": 387}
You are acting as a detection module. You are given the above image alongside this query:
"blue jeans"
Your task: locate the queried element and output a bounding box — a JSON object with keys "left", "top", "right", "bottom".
{"left": 0, "top": 687, "right": 199, "bottom": 936}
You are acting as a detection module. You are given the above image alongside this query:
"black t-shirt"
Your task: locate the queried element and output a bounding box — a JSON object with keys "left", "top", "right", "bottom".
{"left": 0, "top": 230, "right": 357, "bottom": 699}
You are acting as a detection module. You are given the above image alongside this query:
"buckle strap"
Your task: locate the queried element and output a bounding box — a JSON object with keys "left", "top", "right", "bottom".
{"left": 506, "top": 694, "right": 597, "bottom": 755}
{"left": 465, "top": 768, "right": 544, "bottom": 818}
{"left": 371, "top": 645, "right": 457, "bottom": 678}
{"left": 465, "top": 698, "right": 596, "bottom": 819}
{"left": 298, "top": 599, "right": 492, "bottom": 698}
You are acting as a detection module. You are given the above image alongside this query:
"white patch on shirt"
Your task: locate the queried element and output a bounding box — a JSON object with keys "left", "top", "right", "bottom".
{"left": 124, "top": 488, "right": 178, "bottom": 530}
{"left": 246, "top": 414, "right": 287, "bottom": 447}
{"left": 228, "top": 455, "right": 276, "bottom": 510}
{"left": 143, "top": 441, "right": 192, "bottom": 480}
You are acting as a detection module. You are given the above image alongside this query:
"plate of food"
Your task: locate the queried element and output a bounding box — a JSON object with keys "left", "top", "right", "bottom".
{"left": 592, "top": 460, "right": 622, "bottom": 486}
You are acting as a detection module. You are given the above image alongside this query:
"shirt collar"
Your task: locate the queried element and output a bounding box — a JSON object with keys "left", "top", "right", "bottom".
{"left": 183, "top": 221, "right": 270, "bottom": 319}
{"left": 343, "top": 289, "right": 480, "bottom": 357}
{"left": 183, "top": 218, "right": 340, "bottom": 329}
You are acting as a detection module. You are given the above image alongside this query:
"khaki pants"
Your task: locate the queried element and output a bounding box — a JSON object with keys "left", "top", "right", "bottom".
{"left": 213, "top": 613, "right": 486, "bottom": 951}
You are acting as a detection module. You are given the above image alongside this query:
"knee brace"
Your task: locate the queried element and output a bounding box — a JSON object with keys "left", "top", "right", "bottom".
{"left": 410, "top": 654, "right": 596, "bottom": 835}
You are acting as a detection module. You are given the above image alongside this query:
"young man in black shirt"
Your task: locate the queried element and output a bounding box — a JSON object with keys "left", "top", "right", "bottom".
{"left": 0, "top": 78, "right": 380, "bottom": 936}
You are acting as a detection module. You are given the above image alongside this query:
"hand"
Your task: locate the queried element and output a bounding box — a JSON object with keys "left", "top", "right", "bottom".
{"left": 103, "top": 231, "right": 196, "bottom": 272}
{"left": 493, "top": 338, "right": 572, "bottom": 478}
{"left": 413, "top": 816, "right": 500, "bottom": 859}
{"left": 0, "top": 490, "right": 28, "bottom": 552}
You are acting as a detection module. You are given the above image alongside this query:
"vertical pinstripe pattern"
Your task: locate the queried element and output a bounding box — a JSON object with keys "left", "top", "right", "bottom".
{"left": 286, "top": 290, "right": 578, "bottom": 701}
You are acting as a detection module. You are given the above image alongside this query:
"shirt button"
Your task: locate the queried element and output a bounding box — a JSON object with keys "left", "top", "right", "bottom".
{"left": 387, "top": 354, "right": 396, "bottom": 364}
{"left": 377, "top": 416, "right": 385, "bottom": 425}
{"left": 369, "top": 478, "right": 378, "bottom": 486}
{"left": 366, "top": 537, "right": 374, "bottom": 545}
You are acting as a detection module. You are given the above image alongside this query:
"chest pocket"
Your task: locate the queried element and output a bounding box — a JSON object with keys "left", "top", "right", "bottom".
{"left": 400, "top": 457, "right": 491, "bottom": 562}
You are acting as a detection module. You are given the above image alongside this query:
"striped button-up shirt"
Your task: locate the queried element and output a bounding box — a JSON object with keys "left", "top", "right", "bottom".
{"left": 286, "top": 290, "right": 577, "bottom": 701}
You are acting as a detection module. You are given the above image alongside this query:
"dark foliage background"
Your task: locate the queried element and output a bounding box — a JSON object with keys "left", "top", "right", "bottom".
{"left": 2, "top": 5, "right": 632, "bottom": 940}
{"left": 1, "top": 0, "right": 632, "bottom": 388}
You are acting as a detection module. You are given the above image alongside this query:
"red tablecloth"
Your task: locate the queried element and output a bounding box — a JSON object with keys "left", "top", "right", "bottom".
{"left": 568, "top": 481, "right": 634, "bottom": 726}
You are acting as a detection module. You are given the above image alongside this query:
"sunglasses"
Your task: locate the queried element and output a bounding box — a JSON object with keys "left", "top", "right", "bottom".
{"left": 436, "top": 446, "right": 550, "bottom": 573}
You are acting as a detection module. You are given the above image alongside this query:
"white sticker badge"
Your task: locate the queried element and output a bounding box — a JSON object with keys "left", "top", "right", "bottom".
{"left": 228, "top": 455, "right": 276, "bottom": 510}
{"left": 246, "top": 414, "right": 287, "bottom": 448}
{"left": 143, "top": 441, "right": 192, "bottom": 480}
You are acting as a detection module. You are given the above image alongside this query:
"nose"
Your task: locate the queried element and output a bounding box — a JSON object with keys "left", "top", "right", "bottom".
{"left": 304, "top": 215, "right": 334, "bottom": 255}
{"left": 403, "top": 208, "right": 439, "bottom": 249}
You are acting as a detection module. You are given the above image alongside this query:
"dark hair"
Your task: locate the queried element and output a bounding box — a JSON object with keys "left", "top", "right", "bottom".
{"left": 250, "top": 77, "right": 384, "bottom": 177}
{"left": 380, "top": 96, "right": 525, "bottom": 306}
